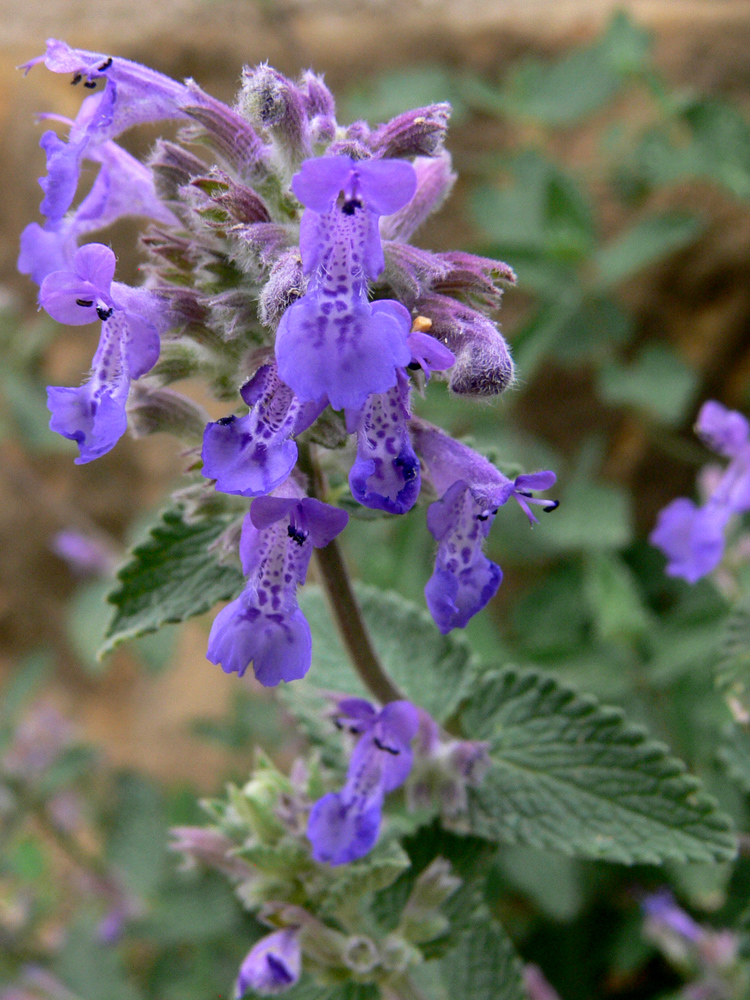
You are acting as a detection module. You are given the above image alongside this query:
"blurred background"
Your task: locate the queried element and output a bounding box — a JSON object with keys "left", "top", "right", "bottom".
{"left": 3, "top": 2, "right": 750, "bottom": 998}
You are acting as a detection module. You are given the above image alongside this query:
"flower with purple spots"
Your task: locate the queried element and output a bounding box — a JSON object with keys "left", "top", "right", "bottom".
{"left": 207, "top": 494, "right": 348, "bottom": 686}
{"left": 40, "top": 243, "right": 163, "bottom": 463}
{"left": 275, "top": 155, "right": 417, "bottom": 411}
{"left": 412, "top": 419, "right": 557, "bottom": 633}
{"left": 650, "top": 400, "right": 750, "bottom": 583}
{"left": 202, "top": 364, "right": 325, "bottom": 497}
{"left": 307, "top": 698, "right": 419, "bottom": 865}
{"left": 236, "top": 928, "right": 301, "bottom": 997}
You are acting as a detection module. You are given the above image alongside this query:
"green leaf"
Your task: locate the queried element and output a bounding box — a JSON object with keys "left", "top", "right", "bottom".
{"left": 583, "top": 552, "right": 650, "bottom": 644}
{"left": 297, "top": 585, "right": 478, "bottom": 724}
{"left": 715, "top": 598, "right": 750, "bottom": 718}
{"left": 441, "top": 919, "right": 526, "bottom": 1000}
{"left": 598, "top": 344, "right": 697, "bottom": 425}
{"left": 101, "top": 507, "right": 244, "bottom": 655}
{"left": 461, "top": 668, "right": 737, "bottom": 863}
{"left": 593, "top": 213, "right": 702, "bottom": 288}
{"left": 718, "top": 723, "right": 750, "bottom": 795}
{"left": 492, "top": 845, "right": 584, "bottom": 921}
{"left": 503, "top": 46, "right": 623, "bottom": 126}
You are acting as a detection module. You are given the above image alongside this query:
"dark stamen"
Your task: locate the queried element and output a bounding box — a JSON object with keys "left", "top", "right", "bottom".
{"left": 98, "top": 57, "right": 113, "bottom": 71}
{"left": 341, "top": 198, "right": 362, "bottom": 216}
{"left": 287, "top": 524, "right": 308, "bottom": 546}
{"left": 217, "top": 415, "right": 236, "bottom": 426}
{"left": 477, "top": 512, "right": 490, "bottom": 522}
{"left": 96, "top": 305, "right": 114, "bottom": 321}
{"left": 76, "top": 298, "right": 94, "bottom": 308}
{"left": 83, "top": 80, "right": 98, "bottom": 89}
{"left": 71, "top": 73, "right": 82, "bottom": 85}
{"left": 542, "top": 500, "right": 560, "bottom": 513}
{"left": 407, "top": 361, "right": 421, "bottom": 371}
{"left": 374, "top": 736, "right": 399, "bottom": 755}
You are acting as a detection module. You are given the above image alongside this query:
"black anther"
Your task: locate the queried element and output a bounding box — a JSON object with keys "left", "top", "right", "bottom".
{"left": 373, "top": 737, "right": 399, "bottom": 755}
{"left": 83, "top": 80, "right": 98, "bottom": 89}
{"left": 71, "top": 74, "right": 82, "bottom": 85}
{"left": 76, "top": 298, "right": 94, "bottom": 308}
{"left": 96, "top": 305, "right": 114, "bottom": 321}
{"left": 98, "top": 57, "right": 113, "bottom": 71}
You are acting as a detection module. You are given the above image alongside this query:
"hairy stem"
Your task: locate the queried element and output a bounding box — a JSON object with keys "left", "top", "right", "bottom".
{"left": 298, "top": 442, "right": 404, "bottom": 705}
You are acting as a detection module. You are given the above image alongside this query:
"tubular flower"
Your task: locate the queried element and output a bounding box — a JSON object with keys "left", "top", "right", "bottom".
{"left": 650, "top": 400, "right": 750, "bottom": 583}
{"left": 275, "top": 155, "right": 417, "bottom": 411}
{"left": 412, "top": 419, "right": 557, "bottom": 633}
{"left": 40, "top": 243, "right": 164, "bottom": 463}
{"left": 207, "top": 495, "right": 348, "bottom": 686}
{"left": 307, "top": 698, "right": 419, "bottom": 865}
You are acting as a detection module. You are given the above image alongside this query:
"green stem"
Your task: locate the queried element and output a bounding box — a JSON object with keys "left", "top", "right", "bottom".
{"left": 298, "top": 443, "right": 405, "bottom": 705}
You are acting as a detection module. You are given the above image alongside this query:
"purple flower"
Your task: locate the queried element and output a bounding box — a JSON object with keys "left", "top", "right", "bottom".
{"left": 236, "top": 929, "right": 301, "bottom": 997}
{"left": 23, "top": 40, "right": 195, "bottom": 224}
{"left": 642, "top": 890, "right": 703, "bottom": 944}
{"left": 207, "top": 495, "right": 348, "bottom": 686}
{"left": 348, "top": 372, "right": 420, "bottom": 515}
{"left": 412, "top": 420, "right": 557, "bottom": 633}
{"left": 51, "top": 530, "right": 116, "bottom": 577}
{"left": 41, "top": 244, "right": 163, "bottom": 463}
{"left": 275, "top": 156, "right": 417, "bottom": 411}
{"left": 202, "top": 364, "right": 324, "bottom": 497}
{"left": 307, "top": 699, "right": 419, "bottom": 865}
{"left": 650, "top": 400, "right": 750, "bottom": 583}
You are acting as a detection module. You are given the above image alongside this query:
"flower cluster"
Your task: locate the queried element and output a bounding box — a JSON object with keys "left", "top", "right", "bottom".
{"left": 21, "top": 39, "right": 557, "bottom": 682}
{"left": 650, "top": 401, "right": 750, "bottom": 583}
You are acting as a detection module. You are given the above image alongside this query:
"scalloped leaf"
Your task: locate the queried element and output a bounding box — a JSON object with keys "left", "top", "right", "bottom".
{"left": 319, "top": 839, "right": 411, "bottom": 918}
{"left": 715, "top": 597, "right": 750, "bottom": 717}
{"left": 461, "top": 668, "right": 736, "bottom": 864}
{"left": 100, "top": 507, "right": 244, "bottom": 656}
{"left": 441, "top": 919, "right": 526, "bottom": 1000}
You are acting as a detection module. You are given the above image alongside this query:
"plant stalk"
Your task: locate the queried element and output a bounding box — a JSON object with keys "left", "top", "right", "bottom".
{"left": 298, "top": 442, "right": 405, "bottom": 705}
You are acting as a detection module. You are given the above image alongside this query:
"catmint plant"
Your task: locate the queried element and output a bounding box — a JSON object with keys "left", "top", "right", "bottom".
{"left": 19, "top": 38, "right": 741, "bottom": 1000}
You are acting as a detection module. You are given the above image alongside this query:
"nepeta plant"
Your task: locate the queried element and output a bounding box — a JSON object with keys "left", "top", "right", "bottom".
{"left": 19, "top": 39, "right": 739, "bottom": 1000}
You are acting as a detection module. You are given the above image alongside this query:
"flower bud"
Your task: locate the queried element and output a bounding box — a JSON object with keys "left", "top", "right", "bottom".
{"left": 149, "top": 139, "right": 208, "bottom": 202}
{"left": 370, "top": 104, "right": 451, "bottom": 159}
{"left": 169, "top": 826, "right": 253, "bottom": 880}
{"left": 239, "top": 65, "right": 311, "bottom": 173}
{"left": 235, "top": 753, "right": 293, "bottom": 845}
{"left": 181, "top": 80, "right": 271, "bottom": 184}
{"left": 399, "top": 858, "right": 461, "bottom": 944}
{"left": 415, "top": 293, "right": 514, "bottom": 397}
{"left": 236, "top": 929, "right": 301, "bottom": 997}
{"left": 191, "top": 169, "right": 271, "bottom": 225}
{"left": 127, "top": 383, "right": 210, "bottom": 443}
{"left": 259, "top": 250, "right": 306, "bottom": 327}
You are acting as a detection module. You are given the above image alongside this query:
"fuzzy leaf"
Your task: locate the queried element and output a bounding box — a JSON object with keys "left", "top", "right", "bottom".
{"left": 297, "top": 585, "right": 478, "bottom": 724}
{"left": 718, "top": 723, "right": 750, "bottom": 795}
{"left": 275, "top": 982, "right": 377, "bottom": 1000}
{"left": 101, "top": 507, "right": 244, "bottom": 655}
{"left": 715, "top": 598, "right": 750, "bottom": 718}
{"left": 461, "top": 668, "right": 736, "bottom": 863}
{"left": 593, "top": 213, "right": 701, "bottom": 288}
{"left": 441, "top": 919, "right": 526, "bottom": 1000}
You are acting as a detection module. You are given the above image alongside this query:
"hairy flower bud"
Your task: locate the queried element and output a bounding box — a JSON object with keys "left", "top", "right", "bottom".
{"left": 239, "top": 64, "right": 311, "bottom": 174}
{"left": 170, "top": 826, "right": 254, "bottom": 880}
{"left": 415, "top": 293, "right": 514, "bottom": 396}
{"left": 149, "top": 139, "right": 208, "bottom": 202}
{"left": 236, "top": 929, "right": 301, "bottom": 997}
{"left": 370, "top": 104, "right": 451, "bottom": 159}
{"left": 259, "top": 250, "right": 306, "bottom": 327}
